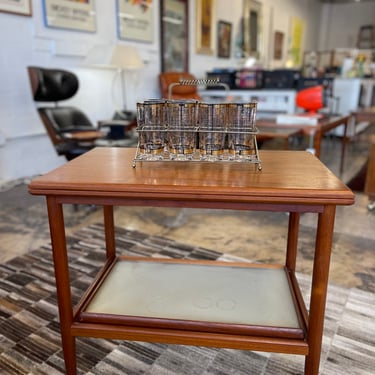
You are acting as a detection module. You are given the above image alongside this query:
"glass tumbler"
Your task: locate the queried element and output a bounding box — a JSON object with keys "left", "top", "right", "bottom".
{"left": 198, "top": 103, "right": 227, "bottom": 160}
{"left": 167, "top": 100, "right": 198, "bottom": 160}
{"left": 227, "top": 102, "right": 257, "bottom": 160}
{"left": 137, "top": 100, "right": 166, "bottom": 159}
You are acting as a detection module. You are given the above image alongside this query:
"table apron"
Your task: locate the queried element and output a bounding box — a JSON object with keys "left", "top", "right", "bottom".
{"left": 49, "top": 195, "right": 327, "bottom": 213}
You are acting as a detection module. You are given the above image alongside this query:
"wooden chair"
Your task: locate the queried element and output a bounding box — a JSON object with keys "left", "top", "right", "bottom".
{"left": 159, "top": 72, "right": 203, "bottom": 100}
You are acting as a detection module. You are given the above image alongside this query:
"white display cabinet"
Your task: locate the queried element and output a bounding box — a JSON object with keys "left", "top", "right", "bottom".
{"left": 199, "top": 89, "right": 296, "bottom": 118}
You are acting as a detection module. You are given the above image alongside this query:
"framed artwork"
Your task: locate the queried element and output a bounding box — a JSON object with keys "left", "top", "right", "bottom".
{"left": 0, "top": 0, "right": 32, "bottom": 16}
{"left": 160, "top": 0, "right": 188, "bottom": 72}
{"left": 289, "top": 16, "right": 305, "bottom": 67}
{"left": 43, "top": 0, "right": 96, "bottom": 32}
{"left": 117, "top": 0, "right": 153, "bottom": 42}
{"left": 196, "top": 0, "right": 216, "bottom": 55}
{"left": 217, "top": 20, "right": 231, "bottom": 58}
{"left": 242, "top": 0, "right": 262, "bottom": 58}
{"left": 273, "top": 31, "right": 284, "bottom": 60}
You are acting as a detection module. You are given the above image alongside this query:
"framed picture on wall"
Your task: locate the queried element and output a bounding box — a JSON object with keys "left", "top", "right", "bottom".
{"left": 217, "top": 20, "right": 231, "bottom": 58}
{"left": 273, "top": 31, "right": 284, "bottom": 60}
{"left": 43, "top": 0, "right": 96, "bottom": 32}
{"left": 196, "top": 0, "right": 216, "bottom": 55}
{"left": 289, "top": 16, "right": 305, "bottom": 67}
{"left": 117, "top": 0, "right": 153, "bottom": 42}
{"left": 160, "top": 0, "right": 189, "bottom": 72}
{"left": 242, "top": 0, "right": 262, "bottom": 58}
{"left": 0, "top": 0, "right": 32, "bottom": 16}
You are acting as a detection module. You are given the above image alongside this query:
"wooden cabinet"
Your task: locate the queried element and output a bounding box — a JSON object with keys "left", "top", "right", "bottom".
{"left": 28, "top": 148, "right": 354, "bottom": 375}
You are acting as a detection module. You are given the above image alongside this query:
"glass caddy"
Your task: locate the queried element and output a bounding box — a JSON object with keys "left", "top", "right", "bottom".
{"left": 132, "top": 99, "right": 262, "bottom": 171}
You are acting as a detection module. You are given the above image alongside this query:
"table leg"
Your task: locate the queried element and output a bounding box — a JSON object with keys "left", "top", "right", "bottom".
{"left": 103, "top": 205, "right": 116, "bottom": 259}
{"left": 365, "top": 142, "right": 375, "bottom": 210}
{"left": 285, "top": 212, "right": 300, "bottom": 271}
{"left": 46, "top": 197, "right": 77, "bottom": 375}
{"left": 339, "top": 117, "right": 349, "bottom": 174}
{"left": 313, "top": 130, "right": 322, "bottom": 158}
{"left": 284, "top": 138, "right": 289, "bottom": 150}
{"left": 304, "top": 205, "right": 336, "bottom": 375}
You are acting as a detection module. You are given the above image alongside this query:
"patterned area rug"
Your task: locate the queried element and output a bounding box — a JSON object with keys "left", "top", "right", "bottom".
{"left": 0, "top": 224, "right": 374, "bottom": 375}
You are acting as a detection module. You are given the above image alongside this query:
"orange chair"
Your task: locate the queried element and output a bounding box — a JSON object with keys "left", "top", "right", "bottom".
{"left": 159, "top": 72, "right": 202, "bottom": 100}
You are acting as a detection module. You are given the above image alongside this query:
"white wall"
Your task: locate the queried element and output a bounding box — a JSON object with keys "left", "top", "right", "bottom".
{"left": 318, "top": 2, "right": 375, "bottom": 50}
{"left": 0, "top": 0, "right": 361, "bottom": 183}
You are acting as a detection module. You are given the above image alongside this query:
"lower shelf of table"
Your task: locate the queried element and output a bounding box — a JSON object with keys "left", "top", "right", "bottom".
{"left": 74, "top": 256, "right": 308, "bottom": 354}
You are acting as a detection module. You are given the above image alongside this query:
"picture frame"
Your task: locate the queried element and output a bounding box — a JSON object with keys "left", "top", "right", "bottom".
{"left": 242, "top": 0, "right": 262, "bottom": 58}
{"left": 196, "top": 0, "right": 216, "bottom": 55}
{"left": 117, "top": 0, "right": 153, "bottom": 43}
{"left": 289, "top": 16, "right": 305, "bottom": 67}
{"left": 160, "top": 0, "right": 189, "bottom": 72}
{"left": 273, "top": 31, "right": 284, "bottom": 60}
{"left": 0, "top": 0, "right": 32, "bottom": 16}
{"left": 217, "top": 20, "right": 231, "bottom": 58}
{"left": 43, "top": 0, "right": 96, "bottom": 32}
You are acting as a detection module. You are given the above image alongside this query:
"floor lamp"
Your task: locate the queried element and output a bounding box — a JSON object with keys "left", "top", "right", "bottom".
{"left": 109, "top": 44, "right": 144, "bottom": 117}
{"left": 84, "top": 44, "right": 144, "bottom": 116}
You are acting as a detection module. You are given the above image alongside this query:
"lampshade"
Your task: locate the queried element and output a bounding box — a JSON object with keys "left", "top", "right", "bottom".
{"left": 109, "top": 45, "right": 144, "bottom": 70}
{"left": 84, "top": 44, "right": 144, "bottom": 70}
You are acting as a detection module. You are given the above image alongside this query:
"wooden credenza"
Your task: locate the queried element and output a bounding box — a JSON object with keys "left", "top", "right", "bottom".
{"left": 28, "top": 148, "right": 354, "bottom": 375}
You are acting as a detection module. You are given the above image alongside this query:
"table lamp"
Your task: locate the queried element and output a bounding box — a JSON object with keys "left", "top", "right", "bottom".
{"left": 296, "top": 85, "right": 324, "bottom": 114}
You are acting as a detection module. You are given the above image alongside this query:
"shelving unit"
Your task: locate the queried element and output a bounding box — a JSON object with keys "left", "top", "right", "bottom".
{"left": 28, "top": 147, "right": 354, "bottom": 375}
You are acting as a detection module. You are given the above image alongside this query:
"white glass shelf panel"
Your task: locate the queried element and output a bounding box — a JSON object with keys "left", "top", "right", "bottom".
{"left": 85, "top": 260, "right": 300, "bottom": 329}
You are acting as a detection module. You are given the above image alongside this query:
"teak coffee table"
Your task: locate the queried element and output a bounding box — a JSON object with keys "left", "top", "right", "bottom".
{"left": 28, "top": 148, "right": 354, "bottom": 375}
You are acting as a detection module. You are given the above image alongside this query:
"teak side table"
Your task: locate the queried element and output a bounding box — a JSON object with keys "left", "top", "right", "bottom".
{"left": 28, "top": 148, "right": 354, "bottom": 375}
{"left": 257, "top": 115, "right": 351, "bottom": 174}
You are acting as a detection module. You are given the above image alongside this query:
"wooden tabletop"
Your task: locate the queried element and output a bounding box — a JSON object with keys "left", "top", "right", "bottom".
{"left": 257, "top": 115, "right": 349, "bottom": 135}
{"left": 257, "top": 126, "right": 303, "bottom": 139}
{"left": 29, "top": 148, "right": 354, "bottom": 206}
{"left": 352, "top": 106, "right": 375, "bottom": 115}
{"left": 351, "top": 106, "right": 375, "bottom": 122}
